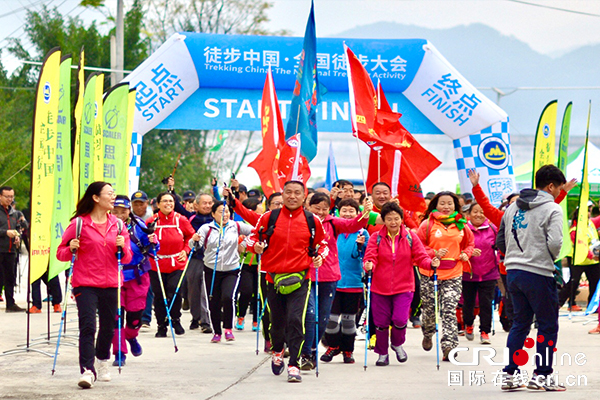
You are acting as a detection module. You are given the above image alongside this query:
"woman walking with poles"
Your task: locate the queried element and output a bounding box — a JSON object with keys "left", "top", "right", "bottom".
{"left": 191, "top": 200, "right": 252, "bottom": 343}
{"left": 363, "top": 202, "right": 439, "bottom": 366}
{"left": 147, "top": 192, "right": 195, "bottom": 338}
{"left": 56, "top": 182, "right": 132, "bottom": 389}
{"left": 462, "top": 202, "right": 499, "bottom": 345}
{"left": 417, "top": 191, "right": 473, "bottom": 362}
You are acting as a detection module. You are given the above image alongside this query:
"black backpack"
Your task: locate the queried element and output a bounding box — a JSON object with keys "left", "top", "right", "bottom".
{"left": 261, "top": 208, "right": 318, "bottom": 257}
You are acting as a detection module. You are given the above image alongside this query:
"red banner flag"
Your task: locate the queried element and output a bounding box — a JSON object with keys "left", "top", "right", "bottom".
{"left": 248, "top": 70, "right": 284, "bottom": 197}
{"left": 366, "top": 147, "right": 426, "bottom": 213}
{"left": 277, "top": 134, "right": 311, "bottom": 189}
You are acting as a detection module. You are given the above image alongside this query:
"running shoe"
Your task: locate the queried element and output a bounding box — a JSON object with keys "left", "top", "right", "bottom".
{"left": 77, "top": 369, "right": 95, "bottom": 389}
{"left": 235, "top": 317, "right": 245, "bottom": 330}
{"left": 343, "top": 351, "right": 355, "bottom": 364}
{"left": 271, "top": 350, "right": 285, "bottom": 375}
{"left": 252, "top": 321, "right": 259, "bottom": 332}
{"left": 480, "top": 332, "right": 491, "bottom": 344}
{"left": 320, "top": 346, "right": 340, "bottom": 362}
{"left": 96, "top": 359, "right": 111, "bottom": 382}
{"left": 127, "top": 338, "right": 143, "bottom": 357}
{"left": 112, "top": 352, "right": 126, "bottom": 367}
{"left": 28, "top": 306, "right": 42, "bottom": 314}
{"left": 375, "top": 354, "right": 389, "bottom": 366}
{"left": 224, "top": 329, "right": 235, "bottom": 341}
{"left": 189, "top": 319, "right": 200, "bottom": 330}
{"left": 422, "top": 336, "right": 432, "bottom": 351}
{"left": 211, "top": 334, "right": 222, "bottom": 343}
{"left": 501, "top": 372, "right": 526, "bottom": 391}
{"left": 589, "top": 324, "right": 600, "bottom": 334}
{"left": 53, "top": 304, "right": 62, "bottom": 313}
{"left": 287, "top": 366, "right": 302, "bottom": 383}
{"left": 527, "top": 373, "right": 566, "bottom": 391}
{"left": 391, "top": 344, "right": 408, "bottom": 363}
{"left": 299, "top": 354, "right": 315, "bottom": 370}
{"left": 465, "top": 325, "right": 474, "bottom": 341}
{"left": 172, "top": 319, "right": 185, "bottom": 335}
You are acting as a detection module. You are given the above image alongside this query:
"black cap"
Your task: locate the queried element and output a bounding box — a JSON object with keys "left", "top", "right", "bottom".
{"left": 131, "top": 190, "right": 149, "bottom": 202}
{"left": 247, "top": 189, "right": 261, "bottom": 198}
{"left": 237, "top": 184, "right": 248, "bottom": 194}
{"left": 182, "top": 190, "right": 196, "bottom": 201}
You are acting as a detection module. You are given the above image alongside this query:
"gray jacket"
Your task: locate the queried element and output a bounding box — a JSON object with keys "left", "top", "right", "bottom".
{"left": 497, "top": 189, "right": 563, "bottom": 278}
{"left": 192, "top": 220, "right": 253, "bottom": 272}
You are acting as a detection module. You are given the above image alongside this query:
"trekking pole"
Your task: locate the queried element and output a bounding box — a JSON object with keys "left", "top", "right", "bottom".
{"left": 167, "top": 247, "right": 195, "bottom": 314}
{"left": 51, "top": 250, "right": 76, "bottom": 375}
{"left": 152, "top": 245, "right": 179, "bottom": 352}
{"left": 364, "top": 270, "right": 372, "bottom": 371}
{"left": 117, "top": 247, "right": 123, "bottom": 374}
{"left": 315, "top": 266, "right": 320, "bottom": 378}
{"left": 491, "top": 296, "right": 496, "bottom": 336}
{"left": 209, "top": 198, "right": 227, "bottom": 300}
{"left": 255, "top": 227, "right": 265, "bottom": 355}
{"left": 433, "top": 266, "right": 440, "bottom": 371}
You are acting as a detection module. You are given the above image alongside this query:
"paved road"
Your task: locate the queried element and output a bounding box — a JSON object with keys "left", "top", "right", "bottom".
{"left": 1, "top": 279, "right": 598, "bottom": 399}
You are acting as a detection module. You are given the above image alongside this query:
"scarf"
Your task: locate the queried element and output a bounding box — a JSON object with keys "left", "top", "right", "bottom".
{"left": 431, "top": 210, "right": 467, "bottom": 231}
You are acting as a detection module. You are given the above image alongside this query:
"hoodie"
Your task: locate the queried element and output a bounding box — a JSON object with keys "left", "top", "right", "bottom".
{"left": 497, "top": 189, "right": 562, "bottom": 278}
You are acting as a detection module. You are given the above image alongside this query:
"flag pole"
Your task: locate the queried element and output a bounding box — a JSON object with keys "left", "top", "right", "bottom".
{"left": 354, "top": 136, "right": 367, "bottom": 189}
{"left": 292, "top": 105, "right": 302, "bottom": 180}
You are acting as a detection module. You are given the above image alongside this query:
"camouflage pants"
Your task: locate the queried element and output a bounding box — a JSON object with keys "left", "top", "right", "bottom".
{"left": 420, "top": 274, "right": 462, "bottom": 351}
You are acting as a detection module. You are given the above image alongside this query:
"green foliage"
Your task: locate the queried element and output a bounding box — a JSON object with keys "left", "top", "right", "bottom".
{"left": 1, "top": 1, "right": 149, "bottom": 212}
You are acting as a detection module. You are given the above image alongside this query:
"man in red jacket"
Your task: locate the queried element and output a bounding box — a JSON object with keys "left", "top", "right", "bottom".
{"left": 247, "top": 181, "right": 327, "bottom": 383}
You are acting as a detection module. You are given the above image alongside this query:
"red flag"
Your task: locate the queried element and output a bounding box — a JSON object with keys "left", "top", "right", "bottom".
{"left": 248, "top": 70, "right": 284, "bottom": 197}
{"left": 376, "top": 82, "right": 441, "bottom": 182}
{"left": 345, "top": 43, "right": 441, "bottom": 183}
{"left": 366, "top": 147, "right": 426, "bottom": 213}
{"left": 277, "top": 134, "right": 311, "bottom": 188}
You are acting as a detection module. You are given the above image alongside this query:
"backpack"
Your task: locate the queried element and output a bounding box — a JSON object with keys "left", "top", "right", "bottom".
{"left": 262, "top": 208, "right": 318, "bottom": 257}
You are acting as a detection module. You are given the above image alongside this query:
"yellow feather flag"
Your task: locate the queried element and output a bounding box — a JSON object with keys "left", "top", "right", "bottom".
{"left": 72, "top": 47, "right": 84, "bottom": 202}
{"left": 574, "top": 102, "right": 592, "bottom": 265}
{"left": 532, "top": 100, "right": 557, "bottom": 186}
{"left": 93, "top": 74, "right": 104, "bottom": 181}
{"left": 30, "top": 48, "right": 61, "bottom": 284}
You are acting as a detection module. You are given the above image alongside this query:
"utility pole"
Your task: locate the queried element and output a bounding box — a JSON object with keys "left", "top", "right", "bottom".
{"left": 111, "top": 0, "right": 124, "bottom": 85}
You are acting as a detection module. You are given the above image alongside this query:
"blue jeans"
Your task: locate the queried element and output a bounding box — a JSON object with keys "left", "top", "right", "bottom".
{"left": 503, "top": 269, "right": 558, "bottom": 376}
{"left": 302, "top": 280, "right": 337, "bottom": 355}
{"left": 142, "top": 285, "right": 154, "bottom": 324}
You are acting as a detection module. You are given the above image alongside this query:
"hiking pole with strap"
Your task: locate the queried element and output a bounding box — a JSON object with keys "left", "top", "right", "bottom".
{"left": 209, "top": 198, "right": 227, "bottom": 300}
{"left": 364, "top": 270, "right": 372, "bottom": 371}
{"left": 167, "top": 246, "right": 195, "bottom": 314}
{"left": 117, "top": 245, "right": 123, "bottom": 374}
{"left": 152, "top": 245, "right": 179, "bottom": 352}
{"left": 52, "top": 217, "right": 82, "bottom": 375}
{"left": 491, "top": 296, "right": 496, "bottom": 336}
{"left": 255, "top": 226, "right": 266, "bottom": 355}
{"left": 315, "top": 265, "right": 320, "bottom": 378}
{"left": 433, "top": 265, "right": 440, "bottom": 371}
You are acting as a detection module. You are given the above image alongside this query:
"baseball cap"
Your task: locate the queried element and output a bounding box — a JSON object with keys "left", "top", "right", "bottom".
{"left": 247, "top": 189, "right": 261, "bottom": 198}
{"left": 131, "top": 190, "right": 149, "bottom": 202}
{"left": 182, "top": 190, "right": 196, "bottom": 201}
{"left": 114, "top": 197, "right": 131, "bottom": 209}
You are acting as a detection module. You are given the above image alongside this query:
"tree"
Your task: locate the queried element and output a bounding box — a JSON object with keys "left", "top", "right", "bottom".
{"left": 0, "top": 1, "right": 149, "bottom": 209}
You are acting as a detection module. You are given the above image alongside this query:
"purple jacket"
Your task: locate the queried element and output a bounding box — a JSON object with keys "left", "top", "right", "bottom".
{"left": 463, "top": 220, "right": 500, "bottom": 282}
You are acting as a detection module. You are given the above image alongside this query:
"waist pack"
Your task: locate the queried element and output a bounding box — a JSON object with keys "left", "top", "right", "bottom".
{"left": 271, "top": 270, "right": 307, "bottom": 295}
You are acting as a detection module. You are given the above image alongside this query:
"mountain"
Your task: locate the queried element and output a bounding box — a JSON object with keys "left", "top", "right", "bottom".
{"left": 332, "top": 22, "right": 600, "bottom": 137}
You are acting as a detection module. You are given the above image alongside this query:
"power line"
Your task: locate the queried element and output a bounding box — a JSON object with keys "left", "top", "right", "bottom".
{"left": 505, "top": 0, "right": 600, "bottom": 18}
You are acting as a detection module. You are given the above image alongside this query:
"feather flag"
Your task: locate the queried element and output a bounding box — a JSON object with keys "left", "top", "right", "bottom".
{"left": 325, "top": 142, "right": 338, "bottom": 190}
{"left": 556, "top": 102, "right": 572, "bottom": 261}
{"left": 574, "top": 102, "right": 591, "bottom": 265}
{"left": 532, "top": 100, "right": 557, "bottom": 186}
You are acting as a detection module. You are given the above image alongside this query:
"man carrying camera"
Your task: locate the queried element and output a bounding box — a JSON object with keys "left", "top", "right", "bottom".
{"left": 0, "top": 186, "right": 25, "bottom": 312}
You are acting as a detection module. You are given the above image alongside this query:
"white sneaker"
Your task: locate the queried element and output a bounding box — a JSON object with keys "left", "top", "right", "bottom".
{"left": 78, "top": 369, "right": 95, "bottom": 389}
{"left": 96, "top": 359, "right": 111, "bottom": 382}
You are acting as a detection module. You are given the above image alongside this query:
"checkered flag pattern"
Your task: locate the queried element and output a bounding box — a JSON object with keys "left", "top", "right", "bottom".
{"left": 453, "top": 119, "right": 516, "bottom": 206}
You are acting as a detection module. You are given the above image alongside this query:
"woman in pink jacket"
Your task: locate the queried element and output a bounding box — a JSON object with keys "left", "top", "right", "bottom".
{"left": 57, "top": 182, "right": 132, "bottom": 389}
{"left": 364, "top": 202, "right": 439, "bottom": 366}
{"left": 463, "top": 202, "right": 500, "bottom": 345}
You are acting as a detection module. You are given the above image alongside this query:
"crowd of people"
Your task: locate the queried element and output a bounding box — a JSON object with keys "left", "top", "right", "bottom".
{"left": 0, "top": 163, "right": 596, "bottom": 391}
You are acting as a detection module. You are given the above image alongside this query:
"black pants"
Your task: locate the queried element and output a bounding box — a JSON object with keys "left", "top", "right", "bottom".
{"left": 267, "top": 278, "right": 311, "bottom": 368}
{"left": 558, "top": 259, "right": 600, "bottom": 307}
{"left": 237, "top": 263, "right": 258, "bottom": 322}
{"left": 31, "top": 272, "right": 63, "bottom": 308}
{"left": 462, "top": 279, "right": 496, "bottom": 334}
{"left": 260, "top": 273, "right": 271, "bottom": 342}
{"left": 149, "top": 269, "right": 183, "bottom": 328}
{"left": 73, "top": 286, "right": 117, "bottom": 374}
{"left": 410, "top": 267, "right": 422, "bottom": 318}
{"left": 204, "top": 267, "right": 240, "bottom": 335}
{"left": 324, "top": 291, "right": 362, "bottom": 352}
{"left": 0, "top": 252, "right": 17, "bottom": 306}
{"left": 187, "top": 258, "right": 209, "bottom": 324}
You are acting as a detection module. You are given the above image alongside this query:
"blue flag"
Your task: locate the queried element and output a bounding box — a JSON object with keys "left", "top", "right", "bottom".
{"left": 285, "top": 0, "right": 319, "bottom": 162}
{"left": 325, "top": 142, "right": 338, "bottom": 190}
